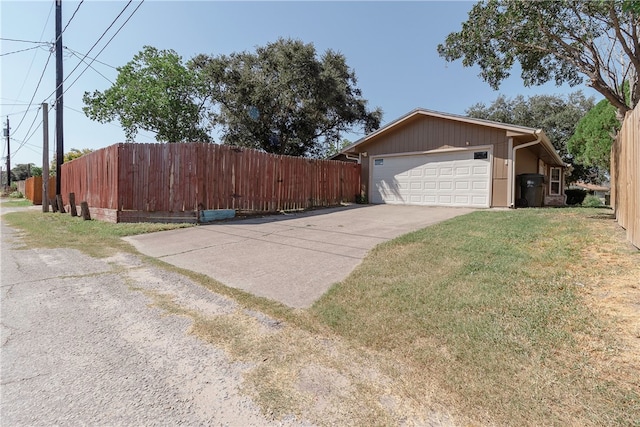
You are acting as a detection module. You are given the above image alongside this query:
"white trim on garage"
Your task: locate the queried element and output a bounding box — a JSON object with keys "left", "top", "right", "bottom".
{"left": 369, "top": 146, "right": 493, "bottom": 208}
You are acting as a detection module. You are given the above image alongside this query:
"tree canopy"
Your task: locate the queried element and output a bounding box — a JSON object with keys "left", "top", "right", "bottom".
{"left": 438, "top": 1, "right": 639, "bottom": 120}
{"left": 10, "top": 163, "right": 39, "bottom": 181}
{"left": 190, "top": 38, "right": 382, "bottom": 157}
{"left": 50, "top": 148, "right": 94, "bottom": 174}
{"left": 466, "top": 91, "right": 598, "bottom": 183}
{"left": 567, "top": 98, "right": 620, "bottom": 173}
{"left": 83, "top": 46, "right": 212, "bottom": 143}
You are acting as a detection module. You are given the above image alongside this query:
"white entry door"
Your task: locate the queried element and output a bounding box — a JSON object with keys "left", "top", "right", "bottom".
{"left": 371, "top": 150, "right": 491, "bottom": 207}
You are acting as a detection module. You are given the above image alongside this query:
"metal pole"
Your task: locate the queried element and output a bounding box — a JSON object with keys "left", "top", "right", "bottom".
{"left": 55, "top": 0, "right": 64, "bottom": 196}
{"left": 42, "top": 103, "right": 49, "bottom": 212}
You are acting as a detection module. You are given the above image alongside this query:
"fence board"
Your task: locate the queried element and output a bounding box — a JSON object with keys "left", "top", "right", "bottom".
{"left": 59, "top": 142, "right": 360, "bottom": 222}
{"left": 611, "top": 105, "right": 640, "bottom": 249}
{"left": 24, "top": 176, "right": 56, "bottom": 205}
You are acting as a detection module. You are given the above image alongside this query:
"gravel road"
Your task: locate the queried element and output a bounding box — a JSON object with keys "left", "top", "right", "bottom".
{"left": 0, "top": 216, "right": 304, "bottom": 426}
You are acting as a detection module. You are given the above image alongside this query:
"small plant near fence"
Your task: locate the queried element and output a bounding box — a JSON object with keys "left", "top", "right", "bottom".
{"left": 582, "top": 194, "right": 604, "bottom": 207}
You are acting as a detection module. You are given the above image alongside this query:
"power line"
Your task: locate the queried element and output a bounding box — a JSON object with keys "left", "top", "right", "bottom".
{"left": 61, "top": 0, "right": 145, "bottom": 98}
{"left": 10, "top": 51, "right": 53, "bottom": 136}
{"left": 1, "top": 45, "right": 43, "bottom": 57}
{"left": 61, "top": 0, "right": 84, "bottom": 36}
{"left": 0, "top": 107, "right": 42, "bottom": 117}
{"left": 0, "top": 38, "right": 50, "bottom": 44}
{"left": 64, "top": 49, "right": 115, "bottom": 84}
{"left": 47, "top": 0, "right": 134, "bottom": 104}
{"left": 12, "top": 105, "right": 43, "bottom": 157}
{"left": 5, "top": 1, "right": 54, "bottom": 126}
{"left": 64, "top": 46, "right": 117, "bottom": 69}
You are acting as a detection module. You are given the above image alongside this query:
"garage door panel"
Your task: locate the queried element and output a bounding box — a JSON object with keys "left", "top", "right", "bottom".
{"left": 473, "top": 165, "right": 488, "bottom": 174}
{"left": 455, "top": 166, "right": 471, "bottom": 176}
{"left": 371, "top": 150, "right": 491, "bottom": 207}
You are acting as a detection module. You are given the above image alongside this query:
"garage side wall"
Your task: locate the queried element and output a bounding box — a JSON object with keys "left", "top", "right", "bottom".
{"left": 358, "top": 115, "right": 509, "bottom": 206}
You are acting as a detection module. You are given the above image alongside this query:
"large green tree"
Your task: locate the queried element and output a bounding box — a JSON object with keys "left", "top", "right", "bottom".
{"left": 191, "top": 38, "right": 382, "bottom": 157}
{"left": 567, "top": 99, "right": 620, "bottom": 172}
{"left": 10, "top": 163, "right": 39, "bottom": 181}
{"left": 83, "top": 46, "right": 212, "bottom": 143}
{"left": 466, "top": 91, "right": 597, "bottom": 183}
{"left": 438, "top": 1, "right": 639, "bottom": 121}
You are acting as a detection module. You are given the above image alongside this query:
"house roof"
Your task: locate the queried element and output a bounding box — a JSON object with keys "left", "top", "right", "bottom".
{"left": 342, "top": 108, "right": 565, "bottom": 166}
{"left": 573, "top": 182, "right": 610, "bottom": 192}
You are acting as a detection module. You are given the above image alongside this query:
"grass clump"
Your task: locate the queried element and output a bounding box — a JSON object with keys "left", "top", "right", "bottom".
{"left": 1, "top": 197, "right": 33, "bottom": 207}
{"left": 2, "top": 210, "right": 194, "bottom": 257}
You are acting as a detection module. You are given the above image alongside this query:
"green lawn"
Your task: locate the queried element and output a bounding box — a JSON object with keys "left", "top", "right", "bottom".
{"left": 312, "top": 208, "right": 639, "bottom": 426}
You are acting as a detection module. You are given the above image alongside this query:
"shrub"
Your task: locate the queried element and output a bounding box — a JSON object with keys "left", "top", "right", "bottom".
{"left": 582, "top": 194, "right": 603, "bottom": 207}
{"left": 355, "top": 193, "right": 368, "bottom": 204}
{"left": 565, "top": 188, "right": 587, "bottom": 205}
{"left": 9, "top": 191, "right": 24, "bottom": 199}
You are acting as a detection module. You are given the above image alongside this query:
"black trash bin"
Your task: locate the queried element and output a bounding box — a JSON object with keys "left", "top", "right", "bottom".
{"left": 517, "top": 174, "right": 545, "bottom": 207}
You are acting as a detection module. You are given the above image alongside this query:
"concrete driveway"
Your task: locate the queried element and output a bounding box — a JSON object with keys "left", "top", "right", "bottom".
{"left": 124, "top": 205, "right": 474, "bottom": 308}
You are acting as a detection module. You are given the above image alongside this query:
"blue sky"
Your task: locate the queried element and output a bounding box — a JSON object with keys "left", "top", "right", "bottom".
{"left": 1, "top": 0, "right": 600, "bottom": 168}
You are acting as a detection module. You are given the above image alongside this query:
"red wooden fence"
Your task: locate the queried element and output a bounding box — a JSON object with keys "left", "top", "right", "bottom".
{"left": 60, "top": 143, "right": 360, "bottom": 222}
{"left": 24, "top": 176, "right": 56, "bottom": 205}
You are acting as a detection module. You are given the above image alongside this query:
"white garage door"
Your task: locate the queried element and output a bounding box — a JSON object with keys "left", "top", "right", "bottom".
{"left": 371, "top": 150, "right": 491, "bottom": 207}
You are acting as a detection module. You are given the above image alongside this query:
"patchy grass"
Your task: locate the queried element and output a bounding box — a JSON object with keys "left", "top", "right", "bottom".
{"left": 0, "top": 198, "right": 33, "bottom": 207}
{"left": 312, "top": 208, "right": 640, "bottom": 426}
{"left": 2, "top": 210, "right": 194, "bottom": 257}
{"left": 3, "top": 206, "right": 638, "bottom": 425}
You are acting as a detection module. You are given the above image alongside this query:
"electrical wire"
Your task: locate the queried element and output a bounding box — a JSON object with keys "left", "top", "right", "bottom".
{"left": 65, "top": 49, "right": 114, "bottom": 84}
{"left": 1, "top": 45, "right": 43, "bottom": 57}
{"left": 60, "top": 0, "right": 84, "bottom": 36}
{"left": 61, "top": 0, "right": 144, "bottom": 96}
{"left": 47, "top": 0, "right": 134, "bottom": 103}
{"left": 0, "top": 38, "right": 50, "bottom": 44}
{"left": 10, "top": 1, "right": 146, "bottom": 160}
{"left": 11, "top": 105, "right": 43, "bottom": 157}
{"left": 10, "top": 51, "right": 53, "bottom": 136}
{"left": 63, "top": 46, "right": 117, "bottom": 69}
{"left": 2, "top": 2, "right": 55, "bottom": 135}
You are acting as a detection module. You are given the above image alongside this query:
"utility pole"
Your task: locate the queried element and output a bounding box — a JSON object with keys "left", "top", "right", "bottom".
{"left": 42, "top": 103, "right": 49, "bottom": 212}
{"left": 4, "top": 117, "right": 9, "bottom": 188}
{"left": 55, "top": 0, "right": 64, "bottom": 196}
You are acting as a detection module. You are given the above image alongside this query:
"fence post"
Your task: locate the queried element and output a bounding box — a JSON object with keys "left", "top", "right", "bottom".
{"left": 80, "top": 201, "right": 91, "bottom": 220}
{"left": 56, "top": 194, "right": 66, "bottom": 213}
{"left": 69, "top": 192, "right": 78, "bottom": 217}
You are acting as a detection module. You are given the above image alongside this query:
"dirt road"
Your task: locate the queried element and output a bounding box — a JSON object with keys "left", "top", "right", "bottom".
{"left": 0, "top": 219, "right": 301, "bottom": 426}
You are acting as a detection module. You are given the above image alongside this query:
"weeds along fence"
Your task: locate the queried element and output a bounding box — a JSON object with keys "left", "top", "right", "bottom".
{"left": 611, "top": 104, "right": 640, "bottom": 249}
{"left": 60, "top": 142, "right": 361, "bottom": 223}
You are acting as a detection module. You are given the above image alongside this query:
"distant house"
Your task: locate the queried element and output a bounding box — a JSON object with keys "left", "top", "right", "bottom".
{"left": 338, "top": 108, "right": 566, "bottom": 208}
{"left": 572, "top": 181, "right": 610, "bottom": 203}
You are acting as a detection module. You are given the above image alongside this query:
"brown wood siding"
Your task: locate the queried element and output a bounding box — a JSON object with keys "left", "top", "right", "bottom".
{"left": 515, "top": 149, "right": 538, "bottom": 176}
{"left": 358, "top": 115, "right": 510, "bottom": 206}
